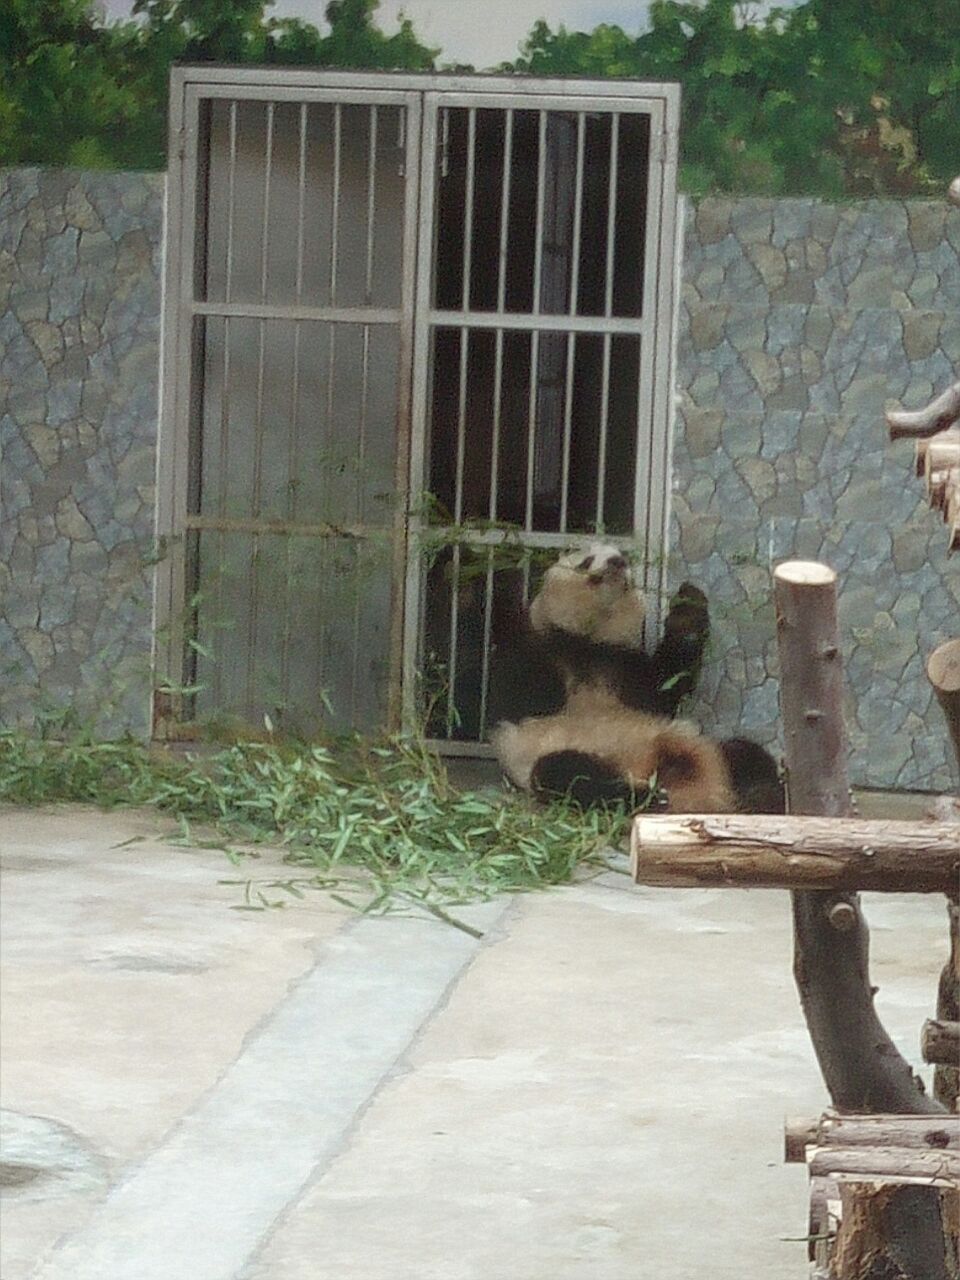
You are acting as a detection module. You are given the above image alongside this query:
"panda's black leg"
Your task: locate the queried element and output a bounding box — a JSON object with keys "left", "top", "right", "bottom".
{"left": 530, "top": 751, "right": 638, "bottom": 809}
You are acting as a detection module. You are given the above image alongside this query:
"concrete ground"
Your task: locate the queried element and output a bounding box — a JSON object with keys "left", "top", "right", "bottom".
{"left": 0, "top": 804, "right": 949, "bottom": 1280}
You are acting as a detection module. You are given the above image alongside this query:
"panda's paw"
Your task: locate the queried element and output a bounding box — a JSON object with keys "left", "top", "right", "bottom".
{"left": 665, "top": 582, "right": 710, "bottom": 649}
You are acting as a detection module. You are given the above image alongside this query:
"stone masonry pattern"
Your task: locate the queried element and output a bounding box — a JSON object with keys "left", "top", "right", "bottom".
{"left": 1, "top": 169, "right": 163, "bottom": 737}
{"left": 1, "top": 170, "right": 958, "bottom": 789}
{"left": 671, "top": 196, "right": 960, "bottom": 791}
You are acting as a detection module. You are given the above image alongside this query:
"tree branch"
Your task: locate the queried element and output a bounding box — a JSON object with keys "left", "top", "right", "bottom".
{"left": 886, "top": 380, "right": 960, "bottom": 441}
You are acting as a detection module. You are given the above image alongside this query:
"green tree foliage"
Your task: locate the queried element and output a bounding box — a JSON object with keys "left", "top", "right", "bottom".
{"left": 0, "top": 0, "right": 145, "bottom": 168}
{"left": 0, "top": 0, "right": 437, "bottom": 170}
{"left": 1, "top": 0, "right": 955, "bottom": 194}
{"left": 511, "top": 0, "right": 959, "bottom": 197}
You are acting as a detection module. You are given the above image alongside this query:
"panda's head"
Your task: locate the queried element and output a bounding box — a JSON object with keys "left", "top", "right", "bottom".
{"left": 528, "top": 543, "right": 646, "bottom": 646}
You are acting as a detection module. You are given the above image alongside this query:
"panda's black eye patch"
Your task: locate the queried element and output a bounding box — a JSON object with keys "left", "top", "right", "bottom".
{"left": 578, "top": 555, "right": 595, "bottom": 571}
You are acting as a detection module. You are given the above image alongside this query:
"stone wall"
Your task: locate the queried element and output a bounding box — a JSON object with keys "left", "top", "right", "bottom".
{"left": 0, "top": 169, "right": 163, "bottom": 737}
{"left": 1, "top": 169, "right": 957, "bottom": 788}
{"left": 671, "top": 196, "right": 960, "bottom": 790}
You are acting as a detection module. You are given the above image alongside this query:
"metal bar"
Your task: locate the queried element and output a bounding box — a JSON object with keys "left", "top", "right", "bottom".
{"left": 389, "top": 94, "right": 423, "bottom": 732}
{"left": 214, "top": 315, "right": 231, "bottom": 709}
{"left": 280, "top": 102, "right": 309, "bottom": 723}
{"left": 425, "top": 309, "right": 646, "bottom": 335}
{"left": 603, "top": 113, "right": 620, "bottom": 319}
{"left": 355, "top": 98, "right": 377, "bottom": 748}
{"left": 330, "top": 102, "right": 342, "bottom": 305}
{"left": 184, "top": 514, "right": 370, "bottom": 539}
{"left": 192, "top": 301, "right": 401, "bottom": 324}
{"left": 260, "top": 101, "right": 274, "bottom": 303}
{"left": 462, "top": 108, "right": 476, "bottom": 309}
{"left": 524, "top": 329, "right": 540, "bottom": 531}
{"left": 295, "top": 102, "right": 307, "bottom": 304}
{"left": 446, "top": 545, "right": 461, "bottom": 738}
{"left": 446, "top": 317, "right": 471, "bottom": 738}
{"left": 425, "top": 739, "right": 497, "bottom": 760}
{"left": 478, "top": 546, "right": 495, "bottom": 738}
{"left": 422, "top": 526, "right": 639, "bottom": 551}
{"left": 632, "top": 103, "right": 668, "bottom": 617}
{"left": 243, "top": 103, "right": 274, "bottom": 715}
{"left": 211, "top": 101, "right": 238, "bottom": 711}
{"left": 497, "top": 109, "right": 513, "bottom": 313}
{"left": 176, "top": 67, "right": 673, "bottom": 108}
{"left": 402, "top": 94, "right": 438, "bottom": 732}
{"left": 153, "top": 82, "right": 203, "bottom": 731}
{"left": 489, "top": 329, "right": 504, "bottom": 522}
{"left": 487, "top": 110, "right": 513, "bottom": 524}
{"left": 318, "top": 104, "right": 343, "bottom": 704}
{"left": 559, "top": 330, "right": 575, "bottom": 533}
{"left": 365, "top": 105, "right": 378, "bottom": 303}
{"left": 225, "top": 101, "right": 238, "bottom": 303}
{"left": 242, "top": 102, "right": 274, "bottom": 718}
{"left": 592, "top": 114, "right": 621, "bottom": 533}
{"left": 351, "top": 320, "right": 372, "bottom": 723}
{"left": 568, "top": 112, "right": 585, "bottom": 316}
{"left": 596, "top": 332, "right": 612, "bottom": 531}
{"left": 532, "top": 111, "right": 547, "bottom": 314}
{"left": 453, "top": 328, "right": 469, "bottom": 525}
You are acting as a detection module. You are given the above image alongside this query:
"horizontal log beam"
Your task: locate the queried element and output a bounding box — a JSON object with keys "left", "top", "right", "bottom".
{"left": 785, "top": 1112, "right": 960, "bottom": 1163}
{"left": 921, "top": 1019, "right": 960, "bottom": 1067}
{"left": 808, "top": 1145, "right": 960, "bottom": 1181}
{"left": 631, "top": 815, "right": 960, "bottom": 894}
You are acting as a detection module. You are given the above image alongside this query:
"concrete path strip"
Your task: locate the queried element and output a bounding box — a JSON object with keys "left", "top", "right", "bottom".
{"left": 30, "top": 903, "right": 508, "bottom": 1280}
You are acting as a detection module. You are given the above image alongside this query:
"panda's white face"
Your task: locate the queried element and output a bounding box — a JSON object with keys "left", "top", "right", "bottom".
{"left": 556, "top": 543, "right": 633, "bottom": 587}
{"left": 529, "top": 542, "right": 646, "bottom": 645}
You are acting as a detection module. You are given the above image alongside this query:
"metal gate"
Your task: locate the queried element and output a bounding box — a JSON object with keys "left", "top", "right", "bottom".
{"left": 154, "top": 70, "right": 680, "bottom": 745}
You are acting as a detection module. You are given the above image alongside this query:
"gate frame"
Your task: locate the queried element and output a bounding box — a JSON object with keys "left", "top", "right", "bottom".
{"left": 153, "top": 67, "right": 681, "bottom": 743}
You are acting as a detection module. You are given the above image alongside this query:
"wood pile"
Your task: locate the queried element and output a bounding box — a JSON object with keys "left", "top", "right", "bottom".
{"left": 784, "top": 1112, "right": 960, "bottom": 1278}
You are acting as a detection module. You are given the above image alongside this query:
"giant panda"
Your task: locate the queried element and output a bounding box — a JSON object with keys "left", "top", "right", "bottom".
{"left": 487, "top": 543, "right": 783, "bottom": 815}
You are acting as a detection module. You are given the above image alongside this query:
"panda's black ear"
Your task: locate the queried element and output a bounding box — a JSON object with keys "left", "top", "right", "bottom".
{"left": 578, "top": 555, "right": 595, "bottom": 571}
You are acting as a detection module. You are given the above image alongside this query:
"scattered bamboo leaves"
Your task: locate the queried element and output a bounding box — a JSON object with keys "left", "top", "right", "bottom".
{"left": 0, "top": 729, "right": 630, "bottom": 923}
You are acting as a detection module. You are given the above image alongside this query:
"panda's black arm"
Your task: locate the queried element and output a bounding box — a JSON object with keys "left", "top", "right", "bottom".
{"left": 647, "top": 582, "right": 711, "bottom": 717}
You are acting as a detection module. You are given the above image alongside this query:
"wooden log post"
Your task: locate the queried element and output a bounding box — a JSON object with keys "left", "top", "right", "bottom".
{"left": 933, "top": 900, "right": 960, "bottom": 1111}
{"left": 773, "top": 560, "right": 944, "bottom": 1115}
{"left": 630, "top": 815, "right": 960, "bottom": 893}
{"left": 831, "top": 1181, "right": 959, "bottom": 1280}
{"left": 928, "top": 639, "right": 960, "bottom": 778}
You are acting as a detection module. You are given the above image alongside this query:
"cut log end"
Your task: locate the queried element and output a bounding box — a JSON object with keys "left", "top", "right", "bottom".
{"left": 928, "top": 639, "right": 960, "bottom": 694}
{"left": 774, "top": 559, "right": 837, "bottom": 587}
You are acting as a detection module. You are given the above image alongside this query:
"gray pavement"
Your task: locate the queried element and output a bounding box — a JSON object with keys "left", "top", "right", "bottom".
{"left": 0, "top": 805, "right": 949, "bottom": 1279}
